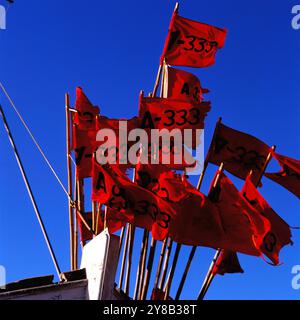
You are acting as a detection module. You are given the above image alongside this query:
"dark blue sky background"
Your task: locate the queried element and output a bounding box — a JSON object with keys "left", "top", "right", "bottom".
{"left": 0, "top": 0, "right": 299, "bottom": 299}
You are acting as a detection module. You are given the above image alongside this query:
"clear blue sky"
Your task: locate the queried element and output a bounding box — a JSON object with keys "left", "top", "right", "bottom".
{"left": 0, "top": 0, "right": 299, "bottom": 300}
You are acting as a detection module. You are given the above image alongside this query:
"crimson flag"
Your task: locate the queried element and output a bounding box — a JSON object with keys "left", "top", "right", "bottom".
{"left": 264, "top": 152, "right": 300, "bottom": 199}
{"left": 92, "top": 161, "right": 177, "bottom": 240}
{"left": 212, "top": 250, "right": 244, "bottom": 276}
{"left": 207, "top": 121, "right": 271, "bottom": 181}
{"left": 241, "top": 176, "right": 292, "bottom": 265}
{"left": 211, "top": 173, "right": 271, "bottom": 256}
{"left": 72, "top": 126, "right": 96, "bottom": 179}
{"left": 139, "top": 95, "right": 211, "bottom": 131}
{"left": 161, "top": 12, "right": 227, "bottom": 68}
{"left": 74, "top": 87, "right": 100, "bottom": 130}
{"left": 163, "top": 66, "right": 209, "bottom": 103}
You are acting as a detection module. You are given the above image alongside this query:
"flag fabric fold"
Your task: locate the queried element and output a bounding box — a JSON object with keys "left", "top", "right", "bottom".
{"left": 241, "top": 176, "right": 292, "bottom": 265}
{"left": 163, "top": 66, "right": 209, "bottom": 103}
{"left": 264, "top": 152, "right": 300, "bottom": 199}
{"left": 212, "top": 250, "right": 244, "bottom": 276}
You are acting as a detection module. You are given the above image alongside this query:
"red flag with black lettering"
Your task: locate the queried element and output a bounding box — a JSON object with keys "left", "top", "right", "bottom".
{"left": 207, "top": 121, "right": 271, "bottom": 181}
{"left": 72, "top": 125, "right": 96, "bottom": 179}
{"left": 163, "top": 66, "right": 209, "bottom": 103}
{"left": 241, "top": 176, "right": 292, "bottom": 265}
{"left": 212, "top": 250, "right": 244, "bottom": 276}
{"left": 161, "top": 12, "right": 227, "bottom": 68}
{"left": 264, "top": 152, "right": 300, "bottom": 199}
{"left": 92, "top": 160, "right": 176, "bottom": 240}
{"left": 139, "top": 95, "right": 211, "bottom": 131}
{"left": 74, "top": 87, "right": 100, "bottom": 130}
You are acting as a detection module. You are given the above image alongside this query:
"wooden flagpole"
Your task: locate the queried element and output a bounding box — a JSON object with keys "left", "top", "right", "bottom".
{"left": 133, "top": 229, "right": 148, "bottom": 299}
{"left": 153, "top": 237, "right": 168, "bottom": 290}
{"left": 124, "top": 224, "right": 136, "bottom": 295}
{"left": 0, "top": 105, "right": 62, "bottom": 279}
{"left": 140, "top": 237, "right": 157, "bottom": 300}
{"left": 163, "top": 243, "right": 181, "bottom": 300}
{"left": 118, "top": 223, "right": 130, "bottom": 291}
{"left": 175, "top": 117, "right": 223, "bottom": 299}
{"left": 137, "top": 230, "right": 149, "bottom": 300}
{"left": 175, "top": 245, "right": 197, "bottom": 300}
{"left": 65, "top": 93, "right": 75, "bottom": 270}
{"left": 158, "top": 237, "right": 173, "bottom": 289}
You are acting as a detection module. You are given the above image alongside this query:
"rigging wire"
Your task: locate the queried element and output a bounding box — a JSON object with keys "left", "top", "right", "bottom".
{"left": 0, "top": 81, "right": 71, "bottom": 200}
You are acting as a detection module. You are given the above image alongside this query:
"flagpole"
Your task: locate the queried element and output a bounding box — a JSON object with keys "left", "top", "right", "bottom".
{"left": 137, "top": 230, "right": 149, "bottom": 299}
{"left": 175, "top": 245, "right": 197, "bottom": 300}
{"left": 152, "top": 2, "right": 179, "bottom": 98}
{"left": 197, "top": 249, "right": 222, "bottom": 300}
{"left": 253, "top": 145, "right": 276, "bottom": 187}
{"left": 140, "top": 237, "right": 157, "bottom": 300}
{"left": 118, "top": 223, "right": 130, "bottom": 291}
{"left": 124, "top": 224, "right": 135, "bottom": 295}
{"left": 163, "top": 243, "right": 181, "bottom": 300}
{"left": 153, "top": 237, "right": 168, "bottom": 290}
{"left": 0, "top": 105, "right": 62, "bottom": 279}
{"left": 158, "top": 237, "right": 173, "bottom": 289}
{"left": 174, "top": 117, "right": 222, "bottom": 299}
{"left": 65, "top": 93, "right": 75, "bottom": 270}
{"left": 133, "top": 228, "right": 149, "bottom": 299}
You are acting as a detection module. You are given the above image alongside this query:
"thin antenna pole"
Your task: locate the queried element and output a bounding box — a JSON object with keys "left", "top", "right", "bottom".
{"left": 0, "top": 105, "right": 62, "bottom": 279}
{"left": 65, "top": 94, "right": 75, "bottom": 270}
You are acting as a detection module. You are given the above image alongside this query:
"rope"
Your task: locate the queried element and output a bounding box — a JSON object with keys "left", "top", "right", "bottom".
{"left": 0, "top": 81, "right": 71, "bottom": 199}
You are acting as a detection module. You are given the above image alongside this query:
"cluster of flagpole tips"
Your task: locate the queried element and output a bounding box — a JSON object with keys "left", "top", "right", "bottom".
{"left": 63, "top": 3, "right": 298, "bottom": 300}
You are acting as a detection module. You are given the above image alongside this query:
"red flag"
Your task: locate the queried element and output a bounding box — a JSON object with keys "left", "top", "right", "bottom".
{"left": 264, "top": 152, "right": 300, "bottom": 199}
{"left": 72, "top": 125, "right": 96, "bottom": 179}
{"left": 207, "top": 121, "right": 271, "bottom": 181}
{"left": 92, "top": 161, "right": 176, "bottom": 240}
{"left": 96, "top": 116, "right": 140, "bottom": 166}
{"left": 163, "top": 66, "right": 209, "bottom": 103}
{"left": 74, "top": 87, "right": 100, "bottom": 130}
{"left": 241, "top": 176, "right": 292, "bottom": 265}
{"left": 73, "top": 116, "right": 139, "bottom": 179}
{"left": 139, "top": 95, "right": 211, "bottom": 131}
{"left": 136, "top": 162, "right": 167, "bottom": 191}
{"left": 211, "top": 173, "right": 271, "bottom": 256}
{"left": 212, "top": 250, "right": 244, "bottom": 276}
{"left": 161, "top": 12, "right": 227, "bottom": 68}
